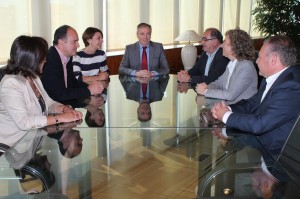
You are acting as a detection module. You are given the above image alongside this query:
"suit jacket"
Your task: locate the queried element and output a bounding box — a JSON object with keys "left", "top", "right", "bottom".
{"left": 0, "top": 75, "right": 61, "bottom": 146}
{"left": 188, "top": 48, "right": 229, "bottom": 84}
{"left": 41, "top": 46, "right": 91, "bottom": 105}
{"left": 227, "top": 65, "right": 300, "bottom": 152}
{"left": 205, "top": 59, "right": 258, "bottom": 104}
{"left": 118, "top": 41, "right": 170, "bottom": 76}
{"left": 119, "top": 75, "right": 169, "bottom": 103}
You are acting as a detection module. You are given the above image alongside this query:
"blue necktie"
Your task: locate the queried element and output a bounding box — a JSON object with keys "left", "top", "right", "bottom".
{"left": 258, "top": 79, "right": 267, "bottom": 102}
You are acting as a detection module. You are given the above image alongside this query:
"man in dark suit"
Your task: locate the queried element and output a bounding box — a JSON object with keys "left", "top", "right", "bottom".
{"left": 42, "top": 25, "right": 103, "bottom": 105}
{"left": 177, "top": 28, "right": 229, "bottom": 84}
{"left": 118, "top": 23, "right": 170, "bottom": 77}
{"left": 119, "top": 75, "right": 169, "bottom": 122}
{"left": 211, "top": 35, "right": 300, "bottom": 152}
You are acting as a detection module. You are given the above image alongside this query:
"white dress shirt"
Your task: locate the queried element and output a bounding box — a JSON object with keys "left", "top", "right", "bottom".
{"left": 222, "top": 66, "right": 289, "bottom": 124}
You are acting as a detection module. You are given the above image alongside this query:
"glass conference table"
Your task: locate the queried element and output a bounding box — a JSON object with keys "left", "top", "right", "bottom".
{"left": 0, "top": 75, "right": 299, "bottom": 199}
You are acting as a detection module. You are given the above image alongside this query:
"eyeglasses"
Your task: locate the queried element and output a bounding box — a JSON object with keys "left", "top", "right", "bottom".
{"left": 201, "top": 37, "right": 216, "bottom": 41}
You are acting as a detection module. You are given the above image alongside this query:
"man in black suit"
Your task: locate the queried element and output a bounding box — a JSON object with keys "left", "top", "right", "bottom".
{"left": 42, "top": 25, "right": 103, "bottom": 105}
{"left": 119, "top": 75, "right": 169, "bottom": 122}
{"left": 177, "top": 28, "right": 229, "bottom": 84}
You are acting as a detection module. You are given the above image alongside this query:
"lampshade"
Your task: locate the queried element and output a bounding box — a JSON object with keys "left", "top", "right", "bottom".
{"left": 174, "top": 30, "right": 201, "bottom": 44}
{"left": 175, "top": 30, "right": 201, "bottom": 70}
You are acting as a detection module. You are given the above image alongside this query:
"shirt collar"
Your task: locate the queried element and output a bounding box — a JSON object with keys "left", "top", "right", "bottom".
{"left": 55, "top": 46, "right": 69, "bottom": 65}
{"left": 266, "top": 67, "right": 289, "bottom": 85}
{"left": 227, "top": 59, "right": 238, "bottom": 72}
{"left": 206, "top": 46, "right": 220, "bottom": 57}
{"left": 139, "top": 43, "right": 150, "bottom": 49}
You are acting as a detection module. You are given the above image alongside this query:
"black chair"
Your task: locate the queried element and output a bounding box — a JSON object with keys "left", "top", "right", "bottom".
{"left": 275, "top": 114, "right": 300, "bottom": 188}
{"left": 0, "top": 143, "right": 10, "bottom": 156}
{"left": 0, "top": 66, "right": 6, "bottom": 81}
{"left": 197, "top": 114, "right": 300, "bottom": 198}
{"left": 3, "top": 132, "right": 56, "bottom": 194}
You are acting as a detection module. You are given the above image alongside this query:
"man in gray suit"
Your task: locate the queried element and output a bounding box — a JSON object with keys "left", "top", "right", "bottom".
{"left": 118, "top": 23, "right": 170, "bottom": 77}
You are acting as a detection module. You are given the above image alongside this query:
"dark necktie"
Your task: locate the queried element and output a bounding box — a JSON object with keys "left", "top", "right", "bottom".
{"left": 142, "top": 82, "right": 148, "bottom": 99}
{"left": 251, "top": 79, "right": 267, "bottom": 113}
{"left": 258, "top": 79, "right": 267, "bottom": 102}
{"left": 142, "top": 46, "right": 148, "bottom": 70}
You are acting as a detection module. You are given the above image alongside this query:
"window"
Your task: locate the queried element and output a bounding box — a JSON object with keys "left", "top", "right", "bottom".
{"left": 0, "top": 0, "right": 260, "bottom": 63}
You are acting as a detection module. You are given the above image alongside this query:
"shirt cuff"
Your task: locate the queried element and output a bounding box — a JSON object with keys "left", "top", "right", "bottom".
{"left": 152, "top": 71, "right": 159, "bottom": 76}
{"left": 130, "top": 70, "right": 136, "bottom": 76}
{"left": 222, "top": 111, "right": 232, "bottom": 123}
{"left": 221, "top": 128, "right": 228, "bottom": 138}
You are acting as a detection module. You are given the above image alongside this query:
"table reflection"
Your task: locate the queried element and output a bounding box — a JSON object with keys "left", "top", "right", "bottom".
{"left": 75, "top": 75, "right": 224, "bottom": 129}
{"left": 0, "top": 119, "right": 299, "bottom": 198}
{"left": 2, "top": 75, "right": 299, "bottom": 198}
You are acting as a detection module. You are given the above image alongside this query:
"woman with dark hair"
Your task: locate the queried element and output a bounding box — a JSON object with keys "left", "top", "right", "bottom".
{"left": 72, "top": 27, "right": 109, "bottom": 83}
{"left": 0, "top": 35, "right": 82, "bottom": 145}
{"left": 196, "top": 28, "right": 258, "bottom": 104}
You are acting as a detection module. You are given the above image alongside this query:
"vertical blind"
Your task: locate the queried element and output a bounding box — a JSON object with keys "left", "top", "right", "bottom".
{"left": 0, "top": 0, "right": 260, "bottom": 63}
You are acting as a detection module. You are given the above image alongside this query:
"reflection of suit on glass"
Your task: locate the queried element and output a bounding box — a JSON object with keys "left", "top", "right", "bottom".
{"left": 119, "top": 75, "right": 170, "bottom": 103}
{"left": 227, "top": 65, "right": 300, "bottom": 152}
{"left": 118, "top": 41, "right": 170, "bottom": 76}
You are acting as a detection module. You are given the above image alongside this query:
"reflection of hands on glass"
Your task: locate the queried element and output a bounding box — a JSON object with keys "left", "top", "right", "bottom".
{"left": 45, "top": 121, "right": 81, "bottom": 134}
{"left": 200, "top": 108, "right": 214, "bottom": 127}
{"left": 177, "top": 70, "right": 191, "bottom": 82}
{"left": 88, "top": 81, "right": 104, "bottom": 95}
{"left": 135, "top": 76, "right": 153, "bottom": 83}
{"left": 177, "top": 82, "right": 191, "bottom": 93}
{"left": 97, "top": 71, "right": 109, "bottom": 80}
{"left": 211, "top": 101, "right": 229, "bottom": 121}
{"left": 212, "top": 127, "right": 227, "bottom": 140}
{"left": 196, "top": 83, "right": 208, "bottom": 95}
{"left": 252, "top": 168, "right": 278, "bottom": 199}
{"left": 99, "top": 80, "right": 109, "bottom": 89}
{"left": 196, "top": 95, "right": 205, "bottom": 107}
{"left": 211, "top": 127, "right": 230, "bottom": 150}
{"left": 135, "top": 70, "right": 153, "bottom": 78}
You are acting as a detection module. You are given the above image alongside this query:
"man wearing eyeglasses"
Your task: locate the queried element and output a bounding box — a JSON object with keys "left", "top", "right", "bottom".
{"left": 177, "top": 28, "right": 229, "bottom": 84}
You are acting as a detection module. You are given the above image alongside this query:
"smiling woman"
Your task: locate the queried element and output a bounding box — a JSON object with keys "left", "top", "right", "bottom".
{"left": 72, "top": 27, "right": 110, "bottom": 84}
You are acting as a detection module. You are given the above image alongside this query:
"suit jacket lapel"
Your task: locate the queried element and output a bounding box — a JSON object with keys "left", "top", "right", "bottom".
{"left": 209, "top": 48, "right": 220, "bottom": 70}
{"left": 148, "top": 42, "right": 154, "bottom": 69}
{"left": 252, "top": 67, "right": 292, "bottom": 112}
{"left": 227, "top": 60, "right": 240, "bottom": 89}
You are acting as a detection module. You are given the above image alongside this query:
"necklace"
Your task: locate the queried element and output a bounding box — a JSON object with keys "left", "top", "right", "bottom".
{"left": 27, "top": 77, "right": 46, "bottom": 114}
{"left": 27, "top": 77, "right": 41, "bottom": 97}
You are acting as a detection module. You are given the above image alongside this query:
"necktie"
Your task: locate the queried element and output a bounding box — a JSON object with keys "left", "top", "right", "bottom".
{"left": 259, "top": 79, "right": 267, "bottom": 102}
{"left": 142, "top": 46, "right": 148, "bottom": 70}
{"left": 142, "top": 82, "right": 148, "bottom": 99}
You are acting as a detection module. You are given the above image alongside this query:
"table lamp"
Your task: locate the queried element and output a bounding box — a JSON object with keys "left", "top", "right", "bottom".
{"left": 175, "top": 30, "right": 201, "bottom": 70}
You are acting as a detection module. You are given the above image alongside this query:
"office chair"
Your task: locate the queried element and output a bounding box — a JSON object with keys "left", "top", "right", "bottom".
{"left": 0, "top": 65, "right": 6, "bottom": 81}
{"left": 197, "top": 114, "right": 300, "bottom": 198}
